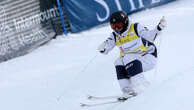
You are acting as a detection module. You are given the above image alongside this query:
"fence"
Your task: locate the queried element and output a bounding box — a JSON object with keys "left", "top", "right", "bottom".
{"left": 0, "top": 0, "right": 69, "bottom": 63}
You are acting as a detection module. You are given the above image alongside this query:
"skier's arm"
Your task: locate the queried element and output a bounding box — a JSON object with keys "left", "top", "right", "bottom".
{"left": 97, "top": 33, "right": 115, "bottom": 54}
{"left": 137, "top": 17, "right": 167, "bottom": 42}
{"left": 137, "top": 24, "right": 159, "bottom": 42}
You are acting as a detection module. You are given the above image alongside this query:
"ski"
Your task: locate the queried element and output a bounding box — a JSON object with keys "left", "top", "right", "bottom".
{"left": 80, "top": 100, "right": 121, "bottom": 107}
{"left": 87, "top": 94, "right": 136, "bottom": 100}
{"left": 80, "top": 94, "right": 136, "bottom": 107}
{"left": 87, "top": 94, "right": 120, "bottom": 100}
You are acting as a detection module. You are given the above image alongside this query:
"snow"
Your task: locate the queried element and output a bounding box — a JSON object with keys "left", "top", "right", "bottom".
{"left": 0, "top": 0, "right": 194, "bottom": 110}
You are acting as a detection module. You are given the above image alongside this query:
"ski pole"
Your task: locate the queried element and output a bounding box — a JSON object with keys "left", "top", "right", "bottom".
{"left": 79, "top": 53, "right": 99, "bottom": 73}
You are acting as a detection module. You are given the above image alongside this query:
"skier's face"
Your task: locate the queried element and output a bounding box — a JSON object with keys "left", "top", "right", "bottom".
{"left": 111, "top": 22, "right": 123, "bottom": 33}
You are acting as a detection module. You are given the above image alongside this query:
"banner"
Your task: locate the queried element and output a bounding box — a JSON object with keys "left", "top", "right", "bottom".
{"left": 63, "top": 0, "right": 176, "bottom": 33}
{"left": 0, "top": 0, "right": 60, "bottom": 63}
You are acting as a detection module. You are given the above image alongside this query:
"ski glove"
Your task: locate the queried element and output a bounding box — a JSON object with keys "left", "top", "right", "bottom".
{"left": 97, "top": 41, "right": 106, "bottom": 53}
{"left": 157, "top": 16, "right": 167, "bottom": 31}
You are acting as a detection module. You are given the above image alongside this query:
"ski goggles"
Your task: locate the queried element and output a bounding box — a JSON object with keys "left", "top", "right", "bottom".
{"left": 111, "top": 23, "right": 123, "bottom": 32}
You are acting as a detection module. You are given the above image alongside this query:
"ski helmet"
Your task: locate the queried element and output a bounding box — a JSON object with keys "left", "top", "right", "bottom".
{"left": 109, "top": 11, "right": 128, "bottom": 33}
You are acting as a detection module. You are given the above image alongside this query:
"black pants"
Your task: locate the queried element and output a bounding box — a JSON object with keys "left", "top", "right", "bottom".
{"left": 115, "top": 60, "right": 143, "bottom": 80}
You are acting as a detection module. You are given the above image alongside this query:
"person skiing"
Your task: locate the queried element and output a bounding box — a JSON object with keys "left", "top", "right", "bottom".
{"left": 97, "top": 11, "right": 166, "bottom": 100}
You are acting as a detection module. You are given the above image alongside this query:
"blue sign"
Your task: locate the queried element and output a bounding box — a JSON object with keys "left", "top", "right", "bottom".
{"left": 63, "top": 0, "right": 176, "bottom": 33}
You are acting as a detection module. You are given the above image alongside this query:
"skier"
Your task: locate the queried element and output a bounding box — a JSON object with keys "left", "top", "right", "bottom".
{"left": 97, "top": 11, "right": 166, "bottom": 100}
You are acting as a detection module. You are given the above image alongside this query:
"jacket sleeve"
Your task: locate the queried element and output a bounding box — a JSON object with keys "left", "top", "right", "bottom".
{"left": 101, "top": 33, "right": 116, "bottom": 54}
{"left": 136, "top": 23, "right": 160, "bottom": 42}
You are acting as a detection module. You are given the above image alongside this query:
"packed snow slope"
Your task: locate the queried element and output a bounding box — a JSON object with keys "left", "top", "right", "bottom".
{"left": 0, "top": 0, "right": 194, "bottom": 110}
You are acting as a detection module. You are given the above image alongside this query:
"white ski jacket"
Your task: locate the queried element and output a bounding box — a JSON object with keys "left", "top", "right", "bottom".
{"left": 101, "top": 17, "right": 160, "bottom": 57}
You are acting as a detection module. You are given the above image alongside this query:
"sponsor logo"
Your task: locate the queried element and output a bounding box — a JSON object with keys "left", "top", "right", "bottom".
{"left": 95, "top": 0, "right": 161, "bottom": 22}
{"left": 125, "top": 63, "right": 134, "bottom": 69}
{"left": 0, "top": 5, "right": 59, "bottom": 56}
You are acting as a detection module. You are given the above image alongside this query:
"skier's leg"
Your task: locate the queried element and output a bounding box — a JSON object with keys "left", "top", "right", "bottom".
{"left": 124, "top": 59, "right": 150, "bottom": 93}
{"left": 115, "top": 58, "right": 136, "bottom": 97}
{"left": 130, "top": 54, "right": 157, "bottom": 93}
{"left": 117, "top": 78, "right": 137, "bottom": 101}
{"left": 130, "top": 73, "right": 150, "bottom": 93}
{"left": 118, "top": 79, "right": 134, "bottom": 94}
{"left": 115, "top": 65, "right": 129, "bottom": 80}
{"left": 141, "top": 54, "right": 157, "bottom": 72}
{"left": 117, "top": 54, "right": 143, "bottom": 94}
{"left": 114, "top": 57, "right": 129, "bottom": 80}
{"left": 125, "top": 59, "right": 143, "bottom": 77}
{"left": 122, "top": 54, "right": 149, "bottom": 94}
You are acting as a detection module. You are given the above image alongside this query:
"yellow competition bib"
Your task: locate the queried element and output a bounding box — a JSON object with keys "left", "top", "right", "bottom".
{"left": 115, "top": 23, "right": 147, "bottom": 57}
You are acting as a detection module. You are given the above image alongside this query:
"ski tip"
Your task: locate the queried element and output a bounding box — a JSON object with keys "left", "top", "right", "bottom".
{"left": 80, "top": 103, "right": 87, "bottom": 107}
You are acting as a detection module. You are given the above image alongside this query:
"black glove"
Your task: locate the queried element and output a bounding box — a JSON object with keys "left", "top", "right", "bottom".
{"left": 100, "top": 49, "right": 106, "bottom": 53}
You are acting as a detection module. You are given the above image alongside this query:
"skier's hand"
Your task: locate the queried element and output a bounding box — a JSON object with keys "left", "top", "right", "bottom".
{"left": 157, "top": 16, "right": 167, "bottom": 31}
{"left": 142, "top": 45, "right": 155, "bottom": 56}
{"left": 97, "top": 41, "right": 106, "bottom": 53}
